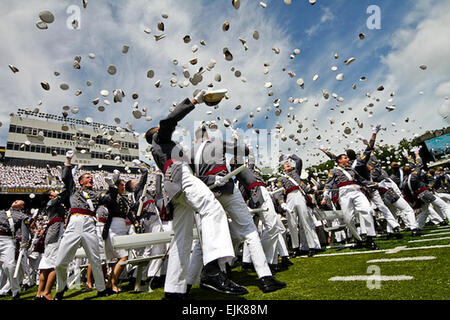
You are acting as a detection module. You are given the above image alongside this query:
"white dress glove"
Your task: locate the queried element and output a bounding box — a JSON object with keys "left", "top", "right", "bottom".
{"left": 66, "top": 150, "right": 74, "bottom": 159}
{"left": 214, "top": 176, "right": 227, "bottom": 187}
{"left": 281, "top": 203, "right": 289, "bottom": 211}
{"left": 372, "top": 124, "right": 381, "bottom": 134}
{"left": 411, "top": 146, "right": 422, "bottom": 154}
{"left": 105, "top": 177, "right": 114, "bottom": 187}
{"left": 193, "top": 89, "right": 206, "bottom": 104}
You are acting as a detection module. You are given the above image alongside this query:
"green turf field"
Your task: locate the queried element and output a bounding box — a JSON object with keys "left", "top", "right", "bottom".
{"left": 2, "top": 225, "right": 449, "bottom": 300}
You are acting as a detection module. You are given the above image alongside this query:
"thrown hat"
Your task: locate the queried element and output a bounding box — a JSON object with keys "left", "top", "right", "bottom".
{"left": 39, "top": 10, "right": 54, "bottom": 23}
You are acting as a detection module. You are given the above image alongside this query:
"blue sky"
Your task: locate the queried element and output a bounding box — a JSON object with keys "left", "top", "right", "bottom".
{"left": 1, "top": 0, "right": 449, "bottom": 168}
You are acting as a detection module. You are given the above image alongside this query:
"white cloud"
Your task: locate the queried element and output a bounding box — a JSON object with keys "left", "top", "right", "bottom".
{"left": 435, "top": 82, "right": 450, "bottom": 98}
{"left": 0, "top": 0, "right": 296, "bottom": 162}
{"left": 305, "top": 6, "right": 335, "bottom": 36}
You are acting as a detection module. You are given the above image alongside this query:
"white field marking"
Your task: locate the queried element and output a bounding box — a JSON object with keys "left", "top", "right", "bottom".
{"left": 401, "top": 244, "right": 450, "bottom": 251}
{"left": 303, "top": 244, "right": 450, "bottom": 258}
{"left": 325, "top": 244, "right": 356, "bottom": 249}
{"left": 428, "top": 227, "right": 450, "bottom": 233}
{"left": 421, "top": 231, "right": 450, "bottom": 237}
{"left": 385, "top": 246, "right": 407, "bottom": 254}
{"left": 367, "top": 256, "right": 436, "bottom": 263}
{"left": 408, "top": 237, "right": 450, "bottom": 243}
{"left": 437, "top": 225, "right": 450, "bottom": 229}
{"left": 329, "top": 275, "right": 413, "bottom": 282}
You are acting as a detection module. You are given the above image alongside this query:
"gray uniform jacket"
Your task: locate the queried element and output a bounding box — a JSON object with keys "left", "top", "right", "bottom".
{"left": 323, "top": 164, "right": 375, "bottom": 201}
{"left": 43, "top": 192, "right": 67, "bottom": 245}
{"left": 191, "top": 137, "right": 249, "bottom": 197}
{"left": 278, "top": 155, "right": 304, "bottom": 194}
{"left": 369, "top": 165, "right": 400, "bottom": 204}
{"left": 402, "top": 157, "right": 435, "bottom": 203}
{"left": 62, "top": 165, "right": 106, "bottom": 214}
{"left": 151, "top": 98, "right": 195, "bottom": 206}
{"left": 101, "top": 183, "right": 133, "bottom": 239}
{"left": 0, "top": 209, "right": 32, "bottom": 245}
{"left": 323, "top": 138, "right": 375, "bottom": 180}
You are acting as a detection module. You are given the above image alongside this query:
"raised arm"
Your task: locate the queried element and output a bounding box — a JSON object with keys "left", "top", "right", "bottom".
{"left": 358, "top": 126, "right": 380, "bottom": 166}
{"left": 157, "top": 98, "right": 196, "bottom": 143}
{"left": 289, "top": 154, "right": 303, "bottom": 177}
{"left": 134, "top": 168, "right": 149, "bottom": 199}
{"left": 318, "top": 144, "right": 336, "bottom": 161}
{"left": 62, "top": 151, "right": 75, "bottom": 194}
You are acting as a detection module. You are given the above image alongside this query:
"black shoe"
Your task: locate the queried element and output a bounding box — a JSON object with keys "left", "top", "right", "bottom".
{"left": 259, "top": 276, "right": 287, "bottom": 293}
{"left": 354, "top": 240, "right": 364, "bottom": 248}
{"left": 241, "top": 262, "right": 255, "bottom": 272}
{"left": 307, "top": 249, "right": 315, "bottom": 257}
{"left": 411, "top": 229, "right": 422, "bottom": 237}
{"left": 280, "top": 256, "right": 294, "bottom": 268}
{"left": 1, "top": 290, "right": 12, "bottom": 298}
{"left": 200, "top": 271, "right": 249, "bottom": 295}
{"left": 186, "top": 284, "right": 192, "bottom": 295}
{"left": 268, "top": 264, "right": 280, "bottom": 274}
{"left": 439, "top": 221, "right": 448, "bottom": 226}
{"left": 12, "top": 293, "right": 20, "bottom": 300}
{"left": 97, "top": 287, "right": 114, "bottom": 297}
{"left": 365, "top": 237, "right": 380, "bottom": 250}
{"left": 297, "top": 250, "right": 309, "bottom": 256}
{"left": 162, "top": 292, "right": 187, "bottom": 300}
{"left": 225, "top": 263, "right": 232, "bottom": 279}
{"left": 54, "top": 286, "right": 68, "bottom": 300}
{"left": 149, "top": 276, "right": 164, "bottom": 290}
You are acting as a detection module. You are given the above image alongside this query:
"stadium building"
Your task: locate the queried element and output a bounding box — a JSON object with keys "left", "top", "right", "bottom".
{"left": 0, "top": 109, "right": 143, "bottom": 206}
{"left": 4, "top": 109, "right": 140, "bottom": 169}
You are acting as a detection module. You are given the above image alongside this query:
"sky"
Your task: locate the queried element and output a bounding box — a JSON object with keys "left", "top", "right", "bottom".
{"left": 1, "top": 0, "right": 450, "bottom": 169}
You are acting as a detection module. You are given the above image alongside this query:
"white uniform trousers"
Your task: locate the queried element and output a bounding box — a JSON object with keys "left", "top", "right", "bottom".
{"left": 0, "top": 266, "right": 10, "bottom": 295}
{"left": 285, "top": 190, "right": 321, "bottom": 250}
{"left": 55, "top": 215, "right": 106, "bottom": 293}
{"left": 186, "top": 238, "right": 203, "bottom": 286}
{"left": 105, "top": 218, "right": 128, "bottom": 261}
{"left": 95, "top": 222, "right": 106, "bottom": 261}
{"left": 0, "top": 236, "right": 20, "bottom": 296}
{"left": 427, "top": 208, "right": 444, "bottom": 225}
{"left": 338, "top": 185, "right": 376, "bottom": 237}
{"left": 217, "top": 184, "right": 272, "bottom": 278}
{"left": 386, "top": 197, "right": 418, "bottom": 230}
{"left": 435, "top": 192, "right": 450, "bottom": 203}
{"left": 275, "top": 215, "right": 289, "bottom": 258}
{"left": 142, "top": 215, "right": 166, "bottom": 279}
{"left": 370, "top": 190, "right": 400, "bottom": 233}
{"left": 258, "top": 186, "right": 285, "bottom": 265}
{"left": 417, "top": 197, "right": 449, "bottom": 229}
{"left": 164, "top": 164, "right": 235, "bottom": 294}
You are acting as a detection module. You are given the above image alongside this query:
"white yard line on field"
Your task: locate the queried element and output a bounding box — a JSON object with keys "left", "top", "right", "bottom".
{"left": 303, "top": 244, "right": 450, "bottom": 258}
{"left": 421, "top": 231, "right": 450, "bottom": 237}
{"left": 427, "top": 227, "right": 450, "bottom": 233}
{"left": 325, "top": 244, "right": 356, "bottom": 249}
{"left": 408, "top": 237, "right": 450, "bottom": 243}
{"left": 329, "top": 275, "right": 413, "bottom": 281}
{"left": 366, "top": 256, "right": 436, "bottom": 263}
